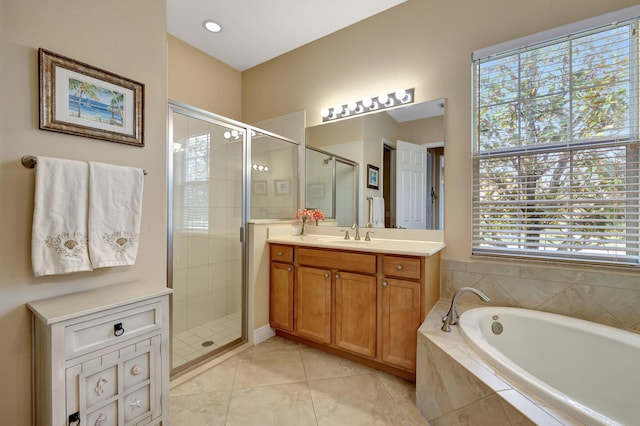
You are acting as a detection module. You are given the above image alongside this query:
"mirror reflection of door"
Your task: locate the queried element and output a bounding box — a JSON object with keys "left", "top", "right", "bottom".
{"left": 395, "top": 140, "right": 427, "bottom": 229}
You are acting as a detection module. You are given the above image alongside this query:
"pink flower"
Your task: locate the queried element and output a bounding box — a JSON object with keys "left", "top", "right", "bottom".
{"left": 296, "top": 208, "right": 325, "bottom": 222}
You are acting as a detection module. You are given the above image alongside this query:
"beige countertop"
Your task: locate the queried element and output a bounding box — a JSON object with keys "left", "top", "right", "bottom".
{"left": 267, "top": 234, "right": 445, "bottom": 257}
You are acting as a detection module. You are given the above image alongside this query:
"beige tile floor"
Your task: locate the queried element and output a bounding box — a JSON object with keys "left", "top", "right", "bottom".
{"left": 170, "top": 336, "right": 429, "bottom": 425}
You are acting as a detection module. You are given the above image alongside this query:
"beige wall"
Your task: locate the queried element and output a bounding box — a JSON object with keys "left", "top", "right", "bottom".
{"left": 167, "top": 34, "right": 242, "bottom": 120}
{"left": 0, "top": 0, "right": 167, "bottom": 423}
{"left": 242, "top": 0, "right": 639, "bottom": 262}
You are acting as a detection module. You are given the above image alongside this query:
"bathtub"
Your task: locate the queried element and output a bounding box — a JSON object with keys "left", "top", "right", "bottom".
{"left": 458, "top": 307, "right": 640, "bottom": 426}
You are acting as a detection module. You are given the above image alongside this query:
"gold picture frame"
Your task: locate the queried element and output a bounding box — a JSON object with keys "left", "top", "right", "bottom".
{"left": 39, "top": 48, "right": 144, "bottom": 147}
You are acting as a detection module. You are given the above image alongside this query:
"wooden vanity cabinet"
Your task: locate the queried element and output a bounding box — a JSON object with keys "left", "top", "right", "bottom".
{"left": 334, "top": 271, "right": 377, "bottom": 357}
{"left": 268, "top": 243, "right": 440, "bottom": 379}
{"left": 269, "top": 244, "right": 295, "bottom": 332}
{"left": 296, "top": 266, "right": 332, "bottom": 343}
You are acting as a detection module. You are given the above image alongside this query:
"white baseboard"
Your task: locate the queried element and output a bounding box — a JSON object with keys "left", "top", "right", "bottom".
{"left": 253, "top": 324, "right": 276, "bottom": 345}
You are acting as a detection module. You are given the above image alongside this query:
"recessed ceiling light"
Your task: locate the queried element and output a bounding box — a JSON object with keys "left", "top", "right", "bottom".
{"left": 202, "top": 19, "right": 222, "bottom": 33}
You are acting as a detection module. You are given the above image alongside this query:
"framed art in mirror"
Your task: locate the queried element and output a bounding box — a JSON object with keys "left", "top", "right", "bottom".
{"left": 39, "top": 48, "right": 144, "bottom": 147}
{"left": 367, "top": 164, "right": 379, "bottom": 190}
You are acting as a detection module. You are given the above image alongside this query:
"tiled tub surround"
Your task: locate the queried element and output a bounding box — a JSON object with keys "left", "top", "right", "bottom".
{"left": 417, "top": 301, "right": 580, "bottom": 425}
{"left": 441, "top": 259, "right": 640, "bottom": 332}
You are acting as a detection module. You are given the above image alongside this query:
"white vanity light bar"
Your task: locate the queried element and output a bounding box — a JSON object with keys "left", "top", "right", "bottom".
{"left": 321, "top": 88, "right": 414, "bottom": 122}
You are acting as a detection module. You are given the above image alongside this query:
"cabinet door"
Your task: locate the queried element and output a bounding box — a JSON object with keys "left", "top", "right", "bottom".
{"left": 381, "top": 278, "right": 421, "bottom": 370}
{"left": 334, "top": 271, "right": 377, "bottom": 357}
{"left": 270, "top": 262, "right": 295, "bottom": 332}
{"left": 296, "top": 266, "right": 332, "bottom": 344}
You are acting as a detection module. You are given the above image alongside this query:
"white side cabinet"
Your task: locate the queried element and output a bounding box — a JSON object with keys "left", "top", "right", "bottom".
{"left": 28, "top": 283, "right": 172, "bottom": 426}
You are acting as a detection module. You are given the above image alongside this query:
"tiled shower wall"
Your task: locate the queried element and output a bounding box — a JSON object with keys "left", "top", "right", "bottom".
{"left": 172, "top": 232, "right": 242, "bottom": 334}
{"left": 440, "top": 259, "right": 640, "bottom": 332}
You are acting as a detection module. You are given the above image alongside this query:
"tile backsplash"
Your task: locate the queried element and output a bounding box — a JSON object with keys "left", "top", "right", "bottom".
{"left": 441, "top": 259, "right": 640, "bottom": 333}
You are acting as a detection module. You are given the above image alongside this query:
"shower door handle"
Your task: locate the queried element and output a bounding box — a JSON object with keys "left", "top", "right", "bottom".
{"left": 239, "top": 226, "right": 244, "bottom": 242}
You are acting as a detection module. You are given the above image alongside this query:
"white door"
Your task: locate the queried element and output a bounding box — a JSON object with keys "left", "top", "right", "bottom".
{"left": 395, "top": 140, "right": 427, "bottom": 229}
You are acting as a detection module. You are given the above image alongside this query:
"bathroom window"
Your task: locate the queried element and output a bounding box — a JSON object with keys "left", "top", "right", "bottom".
{"left": 175, "top": 133, "right": 210, "bottom": 231}
{"left": 472, "top": 14, "right": 640, "bottom": 266}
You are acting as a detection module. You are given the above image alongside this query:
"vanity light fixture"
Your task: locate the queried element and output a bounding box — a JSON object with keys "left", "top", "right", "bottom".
{"left": 202, "top": 19, "right": 222, "bottom": 33}
{"left": 251, "top": 163, "right": 269, "bottom": 172}
{"left": 321, "top": 88, "right": 414, "bottom": 122}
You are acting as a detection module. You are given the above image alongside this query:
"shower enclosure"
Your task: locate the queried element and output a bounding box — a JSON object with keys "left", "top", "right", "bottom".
{"left": 305, "top": 146, "right": 358, "bottom": 226}
{"left": 168, "top": 102, "right": 299, "bottom": 374}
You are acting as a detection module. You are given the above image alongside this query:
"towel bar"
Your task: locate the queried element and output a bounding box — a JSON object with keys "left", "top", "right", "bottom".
{"left": 21, "top": 155, "right": 148, "bottom": 175}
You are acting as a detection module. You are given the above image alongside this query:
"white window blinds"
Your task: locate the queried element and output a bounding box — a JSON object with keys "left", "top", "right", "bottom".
{"left": 472, "top": 16, "right": 640, "bottom": 266}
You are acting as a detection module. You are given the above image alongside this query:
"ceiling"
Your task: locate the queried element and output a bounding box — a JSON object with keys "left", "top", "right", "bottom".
{"left": 167, "top": 0, "right": 407, "bottom": 71}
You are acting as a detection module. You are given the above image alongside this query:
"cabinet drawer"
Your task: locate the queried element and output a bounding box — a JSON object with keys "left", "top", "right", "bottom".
{"left": 297, "top": 248, "right": 376, "bottom": 274}
{"left": 383, "top": 255, "right": 421, "bottom": 280}
{"left": 65, "top": 302, "right": 161, "bottom": 358}
{"left": 270, "top": 244, "right": 294, "bottom": 263}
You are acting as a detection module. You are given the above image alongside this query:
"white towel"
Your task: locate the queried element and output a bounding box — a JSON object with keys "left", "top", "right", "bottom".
{"left": 31, "top": 157, "right": 93, "bottom": 277}
{"left": 372, "top": 196, "right": 385, "bottom": 228}
{"left": 88, "top": 162, "right": 144, "bottom": 268}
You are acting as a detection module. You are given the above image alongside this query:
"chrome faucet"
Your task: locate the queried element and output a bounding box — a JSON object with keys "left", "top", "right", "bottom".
{"left": 351, "top": 223, "right": 361, "bottom": 240}
{"left": 441, "top": 287, "right": 490, "bottom": 332}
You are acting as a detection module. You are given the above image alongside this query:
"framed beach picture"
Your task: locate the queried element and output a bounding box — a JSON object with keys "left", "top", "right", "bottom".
{"left": 367, "top": 164, "right": 379, "bottom": 189}
{"left": 39, "top": 48, "right": 144, "bottom": 147}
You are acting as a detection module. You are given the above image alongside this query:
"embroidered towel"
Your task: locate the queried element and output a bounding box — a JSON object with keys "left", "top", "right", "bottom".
{"left": 31, "top": 157, "right": 93, "bottom": 277}
{"left": 372, "top": 196, "right": 385, "bottom": 228}
{"left": 88, "top": 162, "right": 144, "bottom": 268}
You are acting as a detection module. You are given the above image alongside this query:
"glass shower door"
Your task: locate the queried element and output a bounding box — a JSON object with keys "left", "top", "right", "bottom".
{"left": 169, "top": 105, "right": 245, "bottom": 372}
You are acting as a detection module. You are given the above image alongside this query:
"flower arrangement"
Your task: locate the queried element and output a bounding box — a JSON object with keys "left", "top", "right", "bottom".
{"left": 296, "top": 208, "right": 325, "bottom": 234}
{"left": 296, "top": 208, "right": 325, "bottom": 223}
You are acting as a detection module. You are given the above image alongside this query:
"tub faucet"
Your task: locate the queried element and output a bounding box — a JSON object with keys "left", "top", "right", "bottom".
{"left": 351, "top": 223, "right": 361, "bottom": 240}
{"left": 441, "top": 287, "right": 490, "bottom": 332}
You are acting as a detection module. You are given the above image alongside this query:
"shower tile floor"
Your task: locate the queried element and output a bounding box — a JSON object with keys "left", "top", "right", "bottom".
{"left": 173, "top": 311, "right": 242, "bottom": 368}
{"left": 170, "top": 336, "right": 427, "bottom": 425}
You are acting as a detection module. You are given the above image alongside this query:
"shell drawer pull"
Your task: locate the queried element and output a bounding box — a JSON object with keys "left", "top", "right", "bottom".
{"left": 396, "top": 264, "right": 403, "bottom": 271}
{"left": 95, "top": 377, "right": 108, "bottom": 395}
{"left": 113, "top": 322, "right": 125, "bottom": 337}
{"left": 131, "top": 364, "right": 143, "bottom": 375}
{"left": 68, "top": 412, "right": 80, "bottom": 426}
{"left": 95, "top": 413, "right": 107, "bottom": 426}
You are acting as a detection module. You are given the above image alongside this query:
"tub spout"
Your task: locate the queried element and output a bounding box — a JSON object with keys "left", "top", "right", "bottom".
{"left": 441, "top": 287, "right": 491, "bottom": 332}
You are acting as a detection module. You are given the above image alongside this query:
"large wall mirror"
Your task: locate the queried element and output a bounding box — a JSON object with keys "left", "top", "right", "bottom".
{"left": 305, "top": 98, "right": 445, "bottom": 229}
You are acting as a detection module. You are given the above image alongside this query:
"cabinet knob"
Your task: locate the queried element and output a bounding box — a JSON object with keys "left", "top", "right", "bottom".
{"left": 278, "top": 251, "right": 283, "bottom": 256}
{"left": 113, "top": 322, "right": 125, "bottom": 337}
{"left": 131, "top": 364, "right": 143, "bottom": 376}
{"left": 287, "top": 267, "right": 292, "bottom": 272}
{"left": 335, "top": 274, "right": 340, "bottom": 279}
{"left": 396, "top": 264, "right": 403, "bottom": 271}
{"left": 382, "top": 281, "right": 388, "bottom": 287}
{"left": 95, "top": 413, "right": 107, "bottom": 426}
{"left": 95, "top": 377, "right": 108, "bottom": 395}
{"left": 324, "top": 273, "right": 329, "bottom": 278}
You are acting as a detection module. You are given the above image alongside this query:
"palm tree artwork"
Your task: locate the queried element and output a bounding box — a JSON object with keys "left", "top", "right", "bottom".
{"left": 67, "top": 78, "right": 124, "bottom": 127}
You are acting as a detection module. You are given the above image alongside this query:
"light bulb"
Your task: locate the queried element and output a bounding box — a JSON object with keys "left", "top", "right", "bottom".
{"left": 395, "top": 89, "right": 407, "bottom": 101}
{"left": 231, "top": 130, "right": 239, "bottom": 138}
{"left": 334, "top": 104, "right": 343, "bottom": 115}
{"left": 347, "top": 101, "right": 357, "bottom": 111}
{"left": 321, "top": 108, "right": 330, "bottom": 118}
{"left": 224, "top": 131, "right": 231, "bottom": 139}
{"left": 378, "top": 93, "right": 389, "bottom": 105}
{"left": 362, "top": 98, "right": 373, "bottom": 108}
